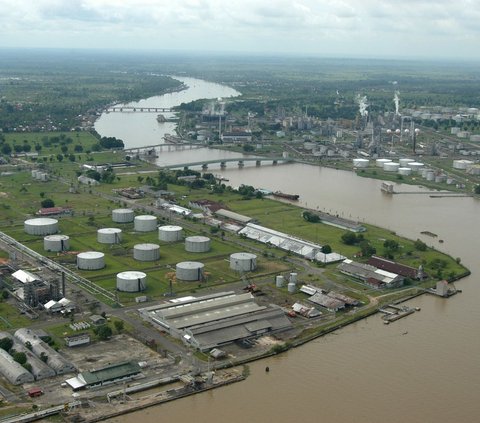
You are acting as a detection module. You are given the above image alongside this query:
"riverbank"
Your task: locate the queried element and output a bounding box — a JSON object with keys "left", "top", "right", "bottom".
{"left": 78, "top": 369, "right": 245, "bottom": 423}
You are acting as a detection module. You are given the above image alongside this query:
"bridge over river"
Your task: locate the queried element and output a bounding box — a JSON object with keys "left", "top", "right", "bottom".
{"left": 105, "top": 106, "right": 173, "bottom": 113}
{"left": 124, "top": 143, "right": 204, "bottom": 154}
{"left": 159, "top": 156, "right": 293, "bottom": 170}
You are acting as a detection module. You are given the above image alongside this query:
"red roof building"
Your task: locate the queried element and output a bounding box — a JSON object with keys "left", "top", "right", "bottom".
{"left": 367, "top": 256, "right": 424, "bottom": 280}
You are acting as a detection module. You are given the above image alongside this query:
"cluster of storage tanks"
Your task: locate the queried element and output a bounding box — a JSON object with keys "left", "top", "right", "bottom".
{"left": 353, "top": 158, "right": 427, "bottom": 176}
{"left": 355, "top": 158, "right": 462, "bottom": 183}
{"left": 31, "top": 169, "right": 49, "bottom": 181}
{"left": 24, "top": 206, "right": 262, "bottom": 293}
{"left": 275, "top": 272, "right": 298, "bottom": 293}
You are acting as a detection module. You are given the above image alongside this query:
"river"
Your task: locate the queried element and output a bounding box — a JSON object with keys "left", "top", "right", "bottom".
{"left": 96, "top": 78, "right": 480, "bottom": 423}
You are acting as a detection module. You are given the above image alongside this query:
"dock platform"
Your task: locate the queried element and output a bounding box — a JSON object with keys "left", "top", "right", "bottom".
{"left": 379, "top": 304, "right": 418, "bottom": 324}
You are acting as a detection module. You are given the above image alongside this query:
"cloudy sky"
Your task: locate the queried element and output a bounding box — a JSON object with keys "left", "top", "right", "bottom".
{"left": 1, "top": 0, "right": 479, "bottom": 59}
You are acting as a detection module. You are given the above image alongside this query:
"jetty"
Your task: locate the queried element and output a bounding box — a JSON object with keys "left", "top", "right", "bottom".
{"left": 426, "top": 280, "right": 461, "bottom": 298}
{"left": 379, "top": 303, "right": 417, "bottom": 324}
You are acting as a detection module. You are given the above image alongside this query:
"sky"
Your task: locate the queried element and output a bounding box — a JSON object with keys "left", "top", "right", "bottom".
{"left": 1, "top": 0, "right": 480, "bottom": 59}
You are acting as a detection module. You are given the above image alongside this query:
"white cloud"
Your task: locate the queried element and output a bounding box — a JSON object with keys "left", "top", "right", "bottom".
{"left": 0, "top": 0, "right": 479, "bottom": 58}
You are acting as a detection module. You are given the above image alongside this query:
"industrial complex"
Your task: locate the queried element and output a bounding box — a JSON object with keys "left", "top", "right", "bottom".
{"left": 140, "top": 291, "right": 292, "bottom": 351}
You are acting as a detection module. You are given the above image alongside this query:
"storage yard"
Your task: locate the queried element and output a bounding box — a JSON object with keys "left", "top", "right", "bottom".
{"left": 0, "top": 158, "right": 469, "bottom": 422}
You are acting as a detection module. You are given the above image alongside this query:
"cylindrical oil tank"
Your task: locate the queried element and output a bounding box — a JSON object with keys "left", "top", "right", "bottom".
{"left": 176, "top": 261, "right": 204, "bottom": 281}
{"left": 398, "top": 167, "right": 412, "bottom": 176}
{"left": 425, "top": 170, "right": 435, "bottom": 181}
{"left": 276, "top": 275, "right": 285, "bottom": 288}
{"left": 435, "top": 174, "right": 447, "bottom": 183}
{"left": 158, "top": 225, "right": 183, "bottom": 242}
{"left": 290, "top": 272, "right": 298, "bottom": 285}
{"left": 44, "top": 234, "right": 70, "bottom": 252}
{"left": 383, "top": 162, "right": 400, "bottom": 172}
{"left": 134, "top": 215, "right": 157, "bottom": 232}
{"left": 185, "top": 236, "right": 211, "bottom": 253}
{"left": 375, "top": 158, "right": 391, "bottom": 168}
{"left": 97, "top": 228, "right": 122, "bottom": 244}
{"left": 133, "top": 243, "right": 160, "bottom": 262}
{"left": 77, "top": 251, "right": 105, "bottom": 270}
{"left": 116, "top": 271, "right": 147, "bottom": 292}
{"left": 24, "top": 218, "right": 58, "bottom": 236}
{"left": 421, "top": 168, "right": 430, "bottom": 178}
{"left": 230, "top": 252, "right": 257, "bottom": 272}
{"left": 353, "top": 158, "right": 369, "bottom": 168}
{"left": 399, "top": 158, "right": 414, "bottom": 167}
{"left": 31, "top": 170, "right": 39, "bottom": 178}
{"left": 453, "top": 159, "right": 474, "bottom": 170}
{"left": 287, "top": 282, "right": 297, "bottom": 293}
{"left": 409, "top": 162, "right": 424, "bottom": 172}
{"left": 112, "top": 208, "right": 134, "bottom": 223}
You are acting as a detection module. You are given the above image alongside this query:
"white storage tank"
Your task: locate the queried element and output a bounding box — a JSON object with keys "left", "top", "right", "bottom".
{"left": 77, "top": 251, "right": 105, "bottom": 270}
{"left": 44, "top": 234, "right": 70, "bottom": 252}
{"left": 276, "top": 275, "right": 285, "bottom": 288}
{"left": 112, "top": 208, "right": 134, "bottom": 223}
{"left": 376, "top": 158, "right": 391, "bottom": 168}
{"left": 353, "top": 158, "right": 369, "bottom": 168}
{"left": 425, "top": 170, "right": 435, "bottom": 181}
{"left": 185, "top": 236, "right": 211, "bottom": 253}
{"left": 116, "top": 271, "right": 147, "bottom": 292}
{"left": 453, "top": 159, "right": 474, "bottom": 170}
{"left": 230, "top": 252, "right": 257, "bottom": 272}
{"left": 24, "top": 218, "right": 58, "bottom": 236}
{"left": 97, "top": 228, "right": 122, "bottom": 244}
{"left": 287, "top": 282, "right": 297, "bottom": 294}
{"left": 383, "top": 162, "right": 400, "bottom": 172}
{"left": 421, "top": 168, "right": 430, "bottom": 178}
{"left": 290, "top": 272, "right": 298, "bottom": 285}
{"left": 158, "top": 225, "right": 183, "bottom": 242}
{"left": 134, "top": 215, "right": 157, "bottom": 232}
{"left": 398, "top": 167, "right": 412, "bottom": 176}
{"left": 176, "top": 261, "right": 204, "bottom": 281}
{"left": 399, "top": 158, "right": 414, "bottom": 167}
{"left": 133, "top": 243, "right": 160, "bottom": 262}
{"left": 435, "top": 174, "right": 447, "bottom": 183}
{"left": 409, "top": 162, "right": 424, "bottom": 172}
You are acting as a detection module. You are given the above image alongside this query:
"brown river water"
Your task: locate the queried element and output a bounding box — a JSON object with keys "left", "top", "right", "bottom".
{"left": 96, "top": 78, "right": 480, "bottom": 423}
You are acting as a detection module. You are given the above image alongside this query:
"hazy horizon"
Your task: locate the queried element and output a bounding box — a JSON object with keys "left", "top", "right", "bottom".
{"left": 1, "top": 0, "right": 479, "bottom": 61}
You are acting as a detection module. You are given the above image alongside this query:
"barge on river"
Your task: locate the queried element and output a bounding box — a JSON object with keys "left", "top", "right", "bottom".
{"left": 272, "top": 191, "right": 300, "bottom": 201}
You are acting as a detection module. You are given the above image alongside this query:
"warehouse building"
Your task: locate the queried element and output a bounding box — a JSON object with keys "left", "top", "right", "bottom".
{"left": 0, "top": 348, "right": 34, "bottom": 385}
{"left": 367, "top": 256, "right": 426, "bottom": 280}
{"left": 0, "top": 332, "right": 55, "bottom": 381}
{"left": 65, "top": 361, "right": 142, "bottom": 391}
{"left": 14, "top": 328, "right": 76, "bottom": 375}
{"left": 215, "top": 209, "right": 253, "bottom": 224}
{"left": 140, "top": 291, "right": 292, "bottom": 351}
{"left": 239, "top": 223, "right": 344, "bottom": 263}
{"left": 337, "top": 259, "right": 404, "bottom": 289}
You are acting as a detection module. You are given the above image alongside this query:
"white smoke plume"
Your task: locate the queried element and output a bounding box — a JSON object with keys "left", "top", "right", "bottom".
{"left": 393, "top": 91, "right": 400, "bottom": 116}
{"left": 356, "top": 94, "right": 368, "bottom": 118}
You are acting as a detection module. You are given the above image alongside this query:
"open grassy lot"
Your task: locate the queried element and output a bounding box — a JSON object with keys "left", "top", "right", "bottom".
{"left": 0, "top": 302, "right": 31, "bottom": 330}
